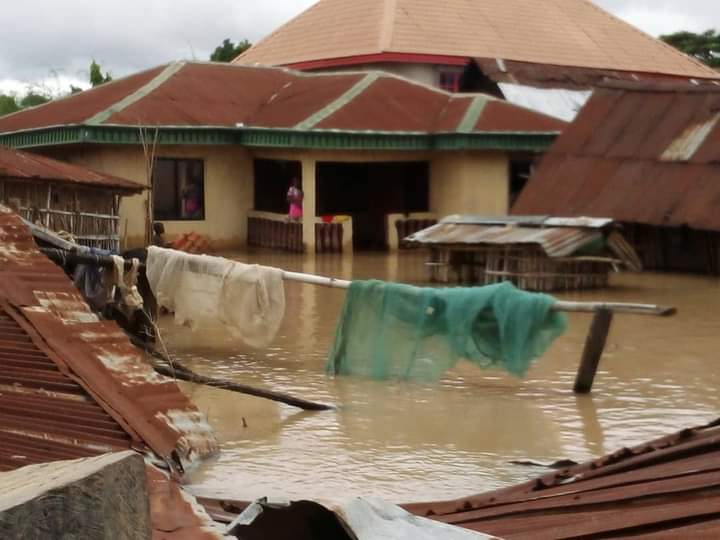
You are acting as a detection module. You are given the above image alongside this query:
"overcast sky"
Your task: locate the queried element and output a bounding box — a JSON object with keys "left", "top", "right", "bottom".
{"left": 1, "top": 0, "right": 718, "bottom": 95}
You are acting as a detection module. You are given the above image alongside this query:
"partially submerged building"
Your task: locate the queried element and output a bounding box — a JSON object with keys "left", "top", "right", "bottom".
{"left": 0, "top": 62, "right": 564, "bottom": 252}
{"left": 405, "top": 215, "right": 641, "bottom": 291}
{"left": 0, "top": 145, "right": 143, "bottom": 251}
{"left": 513, "top": 84, "right": 720, "bottom": 275}
{"left": 235, "top": 0, "right": 718, "bottom": 119}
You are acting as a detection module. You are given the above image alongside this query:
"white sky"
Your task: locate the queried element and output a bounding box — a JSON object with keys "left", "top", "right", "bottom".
{"left": 1, "top": 0, "right": 718, "bottom": 95}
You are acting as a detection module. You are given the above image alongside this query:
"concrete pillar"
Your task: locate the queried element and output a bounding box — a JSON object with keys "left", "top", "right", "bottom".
{"left": 301, "top": 158, "right": 317, "bottom": 252}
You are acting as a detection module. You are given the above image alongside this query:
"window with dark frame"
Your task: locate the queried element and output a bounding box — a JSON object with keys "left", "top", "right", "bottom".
{"left": 152, "top": 158, "right": 205, "bottom": 221}
{"left": 439, "top": 71, "right": 461, "bottom": 92}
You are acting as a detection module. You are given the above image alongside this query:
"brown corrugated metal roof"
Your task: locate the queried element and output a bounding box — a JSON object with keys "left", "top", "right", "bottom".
{"left": 513, "top": 84, "right": 720, "bottom": 232}
{"left": 405, "top": 418, "right": 720, "bottom": 538}
{"left": 0, "top": 207, "right": 217, "bottom": 472}
{"left": 0, "top": 62, "right": 563, "bottom": 137}
{"left": 0, "top": 66, "right": 166, "bottom": 133}
{"left": 0, "top": 145, "right": 143, "bottom": 192}
{"left": 235, "top": 0, "right": 718, "bottom": 80}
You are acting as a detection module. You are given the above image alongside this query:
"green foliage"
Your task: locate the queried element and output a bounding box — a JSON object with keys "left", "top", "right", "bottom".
{"left": 660, "top": 29, "right": 720, "bottom": 68}
{"left": 0, "top": 95, "right": 21, "bottom": 116}
{"left": 210, "top": 38, "right": 252, "bottom": 62}
{"left": 19, "top": 92, "right": 51, "bottom": 108}
{"left": 90, "top": 59, "right": 113, "bottom": 87}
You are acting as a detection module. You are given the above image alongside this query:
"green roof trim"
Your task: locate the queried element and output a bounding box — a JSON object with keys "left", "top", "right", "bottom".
{"left": 0, "top": 124, "right": 558, "bottom": 152}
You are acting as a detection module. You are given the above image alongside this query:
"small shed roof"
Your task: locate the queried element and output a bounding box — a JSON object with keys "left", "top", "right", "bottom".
{"left": 405, "top": 218, "right": 607, "bottom": 258}
{"left": 513, "top": 84, "right": 720, "bottom": 232}
{"left": 0, "top": 145, "right": 143, "bottom": 193}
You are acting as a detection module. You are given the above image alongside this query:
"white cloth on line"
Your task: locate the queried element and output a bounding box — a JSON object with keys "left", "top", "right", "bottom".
{"left": 146, "top": 247, "right": 285, "bottom": 348}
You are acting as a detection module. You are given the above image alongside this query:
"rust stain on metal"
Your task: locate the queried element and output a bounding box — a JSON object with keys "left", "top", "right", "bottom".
{"left": 0, "top": 207, "right": 217, "bottom": 473}
{"left": 514, "top": 84, "right": 720, "bottom": 231}
{"left": 405, "top": 419, "right": 720, "bottom": 538}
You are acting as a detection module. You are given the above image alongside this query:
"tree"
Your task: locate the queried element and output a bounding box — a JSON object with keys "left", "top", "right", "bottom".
{"left": 660, "top": 29, "right": 720, "bottom": 68}
{"left": 0, "top": 95, "right": 21, "bottom": 116}
{"left": 210, "top": 38, "right": 252, "bottom": 62}
{"left": 19, "top": 92, "right": 51, "bottom": 108}
{"left": 90, "top": 59, "right": 113, "bottom": 87}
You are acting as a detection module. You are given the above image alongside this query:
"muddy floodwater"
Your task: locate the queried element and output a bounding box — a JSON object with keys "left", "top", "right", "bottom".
{"left": 158, "top": 250, "right": 720, "bottom": 504}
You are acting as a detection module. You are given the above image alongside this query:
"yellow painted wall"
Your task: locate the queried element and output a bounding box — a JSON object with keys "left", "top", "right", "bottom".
{"left": 41, "top": 145, "right": 254, "bottom": 250}
{"left": 39, "top": 144, "right": 510, "bottom": 251}
{"left": 430, "top": 151, "right": 509, "bottom": 218}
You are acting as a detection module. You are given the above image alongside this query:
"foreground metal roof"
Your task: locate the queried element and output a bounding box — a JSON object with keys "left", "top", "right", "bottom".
{"left": 406, "top": 418, "right": 720, "bottom": 538}
{"left": 0, "top": 206, "right": 217, "bottom": 473}
{"left": 513, "top": 84, "right": 720, "bottom": 232}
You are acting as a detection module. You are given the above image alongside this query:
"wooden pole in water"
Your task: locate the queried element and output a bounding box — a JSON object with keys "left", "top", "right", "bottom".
{"left": 574, "top": 308, "right": 614, "bottom": 394}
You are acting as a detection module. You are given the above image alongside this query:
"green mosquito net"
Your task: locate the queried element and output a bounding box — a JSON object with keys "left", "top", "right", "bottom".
{"left": 326, "top": 280, "right": 567, "bottom": 381}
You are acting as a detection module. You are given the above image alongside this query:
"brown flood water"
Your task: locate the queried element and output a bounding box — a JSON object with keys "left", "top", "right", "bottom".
{"left": 158, "top": 250, "right": 720, "bottom": 504}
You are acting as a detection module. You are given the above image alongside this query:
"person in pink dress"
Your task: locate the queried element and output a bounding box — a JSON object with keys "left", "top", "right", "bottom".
{"left": 286, "top": 178, "right": 304, "bottom": 221}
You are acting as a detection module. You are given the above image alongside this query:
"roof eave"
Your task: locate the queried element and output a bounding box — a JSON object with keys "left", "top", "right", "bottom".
{"left": 0, "top": 124, "right": 559, "bottom": 153}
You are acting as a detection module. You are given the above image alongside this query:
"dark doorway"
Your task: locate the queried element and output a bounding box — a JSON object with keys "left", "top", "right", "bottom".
{"left": 254, "top": 159, "right": 302, "bottom": 214}
{"left": 509, "top": 154, "right": 538, "bottom": 210}
{"left": 317, "top": 161, "right": 429, "bottom": 251}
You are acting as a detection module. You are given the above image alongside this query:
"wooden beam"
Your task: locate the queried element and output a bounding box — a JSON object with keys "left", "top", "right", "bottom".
{"left": 574, "top": 308, "right": 614, "bottom": 394}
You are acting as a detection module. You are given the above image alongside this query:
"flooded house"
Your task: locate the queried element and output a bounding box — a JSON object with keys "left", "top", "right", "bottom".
{"left": 0, "top": 145, "right": 143, "bottom": 250}
{"left": 0, "top": 62, "right": 563, "bottom": 253}
{"left": 513, "top": 83, "right": 720, "bottom": 275}
{"left": 234, "top": 0, "right": 718, "bottom": 120}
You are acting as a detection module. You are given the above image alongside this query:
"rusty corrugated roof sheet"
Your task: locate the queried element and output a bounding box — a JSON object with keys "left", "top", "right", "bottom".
{"left": 405, "top": 222, "right": 602, "bottom": 258}
{"left": 405, "top": 418, "right": 720, "bottom": 539}
{"left": 0, "top": 62, "right": 564, "bottom": 137}
{"left": 0, "top": 206, "right": 217, "bottom": 472}
{"left": 235, "top": 0, "right": 718, "bottom": 80}
{"left": 513, "top": 84, "right": 720, "bottom": 232}
{"left": 0, "top": 145, "right": 143, "bottom": 192}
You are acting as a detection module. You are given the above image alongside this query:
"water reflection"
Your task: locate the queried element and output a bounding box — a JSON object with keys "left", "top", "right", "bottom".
{"left": 158, "top": 250, "right": 720, "bottom": 503}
